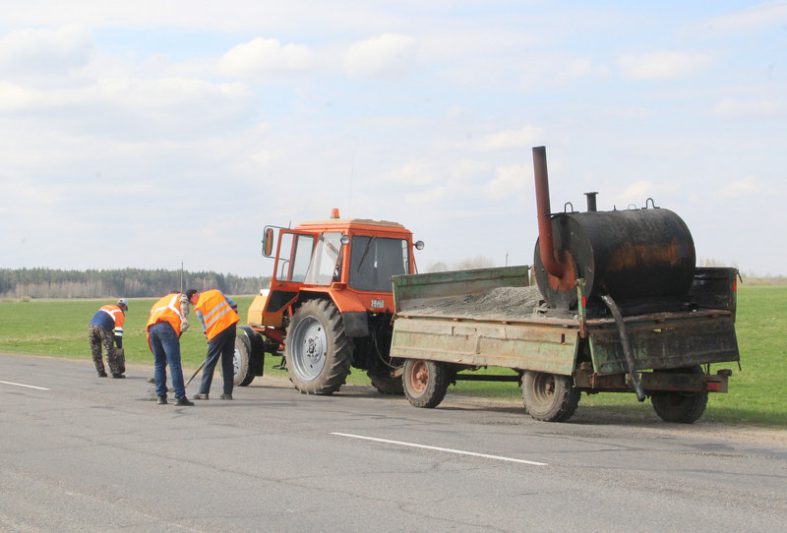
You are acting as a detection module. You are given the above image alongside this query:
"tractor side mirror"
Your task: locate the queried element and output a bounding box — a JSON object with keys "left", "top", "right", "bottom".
{"left": 262, "top": 227, "right": 275, "bottom": 257}
{"left": 414, "top": 240, "right": 425, "bottom": 251}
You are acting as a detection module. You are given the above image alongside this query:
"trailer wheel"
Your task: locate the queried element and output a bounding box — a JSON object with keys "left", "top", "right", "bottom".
{"left": 285, "top": 299, "right": 352, "bottom": 395}
{"left": 651, "top": 366, "right": 708, "bottom": 424}
{"left": 224, "top": 327, "right": 260, "bottom": 387}
{"left": 521, "top": 371, "right": 580, "bottom": 422}
{"left": 368, "top": 372, "right": 404, "bottom": 395}
{"left": 403, "top": 359, "right": 450, "bottom": 408}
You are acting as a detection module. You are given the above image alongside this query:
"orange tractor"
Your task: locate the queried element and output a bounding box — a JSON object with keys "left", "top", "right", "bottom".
{"left": 233, "top": 209, "right": 424, "bottom": 395}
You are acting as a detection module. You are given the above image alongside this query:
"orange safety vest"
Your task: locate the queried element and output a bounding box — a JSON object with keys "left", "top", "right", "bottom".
{"left": 99, "top": 304, "right": 125, "bottom": 332}
{"left": 194, "top": 289, "right": 239, "bottom": 341}
{"left": 146, "top": 293, "right": 187, "bottom": 345}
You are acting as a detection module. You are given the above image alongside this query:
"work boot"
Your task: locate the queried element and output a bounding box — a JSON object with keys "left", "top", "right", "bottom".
{"left": 193, "top": 393, "right": 209, "bottom": 400}
{"left": 175, "top": 397, "right": 194, "bottom": 406}
{"left": 97, "top": 370, "right": 107, "bottom": 378}
{"left": 112, "top": 373, "right": 125, "bottom": 379}
{"left": 157, "top": 396, "right": 168, "bottom": 405}
{"left": 220, "top": 394, "right": 233, "bottom": 401}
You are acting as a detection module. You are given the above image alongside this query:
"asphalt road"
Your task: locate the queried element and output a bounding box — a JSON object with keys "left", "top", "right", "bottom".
{"left": 1, "top": 353, "right": 785, "bottom": 532}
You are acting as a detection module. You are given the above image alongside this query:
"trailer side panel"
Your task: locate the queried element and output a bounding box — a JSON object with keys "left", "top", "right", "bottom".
{"left": 391, "top": 316, "right": 579, "bottom": 375}
{"left": 588, "top": 312, "right": 739, "bottom": 375}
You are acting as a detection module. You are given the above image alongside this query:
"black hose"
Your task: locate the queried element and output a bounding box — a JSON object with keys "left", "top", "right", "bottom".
{"left": 601, "top": 294, "right": 646, "bottom": 402}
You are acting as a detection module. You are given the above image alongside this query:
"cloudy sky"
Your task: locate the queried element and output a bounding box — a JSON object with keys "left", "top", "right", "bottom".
{"left": 1, "top": 1, "right": 785, "bottom": 277}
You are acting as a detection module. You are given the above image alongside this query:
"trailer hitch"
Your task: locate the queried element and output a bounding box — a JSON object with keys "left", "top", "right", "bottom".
{"left": 601, "top": 294, "right": 646, "bottom": 402}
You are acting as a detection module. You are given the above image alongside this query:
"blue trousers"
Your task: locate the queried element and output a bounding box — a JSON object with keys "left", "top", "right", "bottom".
{"left": 149, "top": 322, "right": 186, "bottom": 400}
{"left": 199, "top": 326, "right": 236, "bottom": 396}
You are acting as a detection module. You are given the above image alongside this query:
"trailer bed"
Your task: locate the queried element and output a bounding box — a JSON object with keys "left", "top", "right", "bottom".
{"left": 391, "top": 266, "right": 739, "bottom": 377}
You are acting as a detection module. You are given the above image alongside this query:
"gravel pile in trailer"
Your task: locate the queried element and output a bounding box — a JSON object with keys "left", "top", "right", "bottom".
{"left": 398, "top": 285, "right": 545, "bottom": 320}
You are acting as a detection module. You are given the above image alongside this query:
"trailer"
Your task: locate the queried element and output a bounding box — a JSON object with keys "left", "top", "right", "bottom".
{"left": 390, "top": 265, "right": 739, "bottom": 423}
{"left": 389, "top": 146, "right": 740, "bottom": 423}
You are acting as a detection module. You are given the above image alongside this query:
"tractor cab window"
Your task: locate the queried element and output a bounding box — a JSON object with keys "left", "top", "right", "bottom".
{"left": 275, "top": 232, "right": 315, "bottom": 282}
{"left": 304, "top": 232, "right": 343, "bottom": 285}
{"left": 349, "top": 236, "right": 410, "bottom": 292}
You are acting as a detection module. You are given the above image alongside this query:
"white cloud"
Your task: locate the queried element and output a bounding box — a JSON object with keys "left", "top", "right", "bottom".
{"left": 0, "top": 76, "right": 254, "bottom": 139}
{"left": 0, "top": 26, "right": 92, "bottom": 76}
{"left": 613, "top": 180, "right": 678, "bottom": 207}
{"left": 716, "top": 176, "right": 760, "bottom": 198}
{"left": 564, "top": 58, "right": 595, "bottom": 79}
{"left": 250, "top": 149, "right": 277, "bottom": 169}
{"left": 220, "top": 37, "right": 314, "bottom": 77}
{"left": 713, "top": 98, "right": 786, "bottom": 118}
{"left": 618, "top": 51, "right": 711, "bottom": 80}
{"left": 387, "top": 161, "right": 436, "bottom": 186}
{"left": 476, "top": 126, "right": 543, "bottom": 151}
{"left": 485, "top": 164, "right": 529, "bottom": 199}
{"left": 0, "top": 82, "right": 34, "bottom": 111}
{"left": 704, "top": 2, "right": 787, "bottom": 33}
{"left": 343, "top": 33, "right": 418, "bottom": 79}
{"left": 405, "top": 185, "right": 446, "bottom": 205}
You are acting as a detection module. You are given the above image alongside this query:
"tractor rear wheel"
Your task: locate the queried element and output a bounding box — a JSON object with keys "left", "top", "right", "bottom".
{"left": 651, "top": 366, "right": 708, "bottom": 423}
{"left": 402, "top": 359, "right": 450, "bottom": 408}
{"left": 521, "top": 371, "right": 580, "bottom": 422}
{"left": 285, "top": 299, "right": 352, "bottom": 395}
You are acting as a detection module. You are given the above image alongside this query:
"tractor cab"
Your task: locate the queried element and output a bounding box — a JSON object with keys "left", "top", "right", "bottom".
{"left": 240, "top": 209, "right": 423, "bottom": 395}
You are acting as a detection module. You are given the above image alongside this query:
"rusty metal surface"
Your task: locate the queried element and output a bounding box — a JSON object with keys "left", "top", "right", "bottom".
{"left": 588, "top": 312, "right": 739, "bottom": 375}
{"left": 573, "top": 367, "right": 729, "bottom": 393}
{"left": 534, "top": 208, "right": 696, "bottom": 309}
{"left": 390, "top": 316, "right": 579, "bottom": 376}
{"left": 532, "top": 146, "right": 565, "bottom": 279}
{"left": 688, "top": 267, "right": 738, "bottom": 318}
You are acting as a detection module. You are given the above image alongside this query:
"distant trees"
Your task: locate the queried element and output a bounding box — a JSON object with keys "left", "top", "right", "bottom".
{"left": 0, "top": 268, "right": 269, "bottom": 299}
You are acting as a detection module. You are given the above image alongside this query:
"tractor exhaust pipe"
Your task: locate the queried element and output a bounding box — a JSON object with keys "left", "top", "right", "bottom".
{"left": 532, "top": 146, "right": 564, "bottom": 278}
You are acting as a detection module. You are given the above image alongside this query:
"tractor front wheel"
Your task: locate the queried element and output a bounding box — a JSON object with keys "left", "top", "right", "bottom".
{"left": 285, "top": 300, "right": 352, "bottom": 395}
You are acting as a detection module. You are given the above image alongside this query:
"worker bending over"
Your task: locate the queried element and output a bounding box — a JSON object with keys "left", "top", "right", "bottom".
{"left": 146, "top": 292, "right": 194, "bottom": 406}
{"left": 188, "top": 289, "right": 239, "bottom": 401}
{"left": 88, "top": 298, "right": 127, "bottom": 378}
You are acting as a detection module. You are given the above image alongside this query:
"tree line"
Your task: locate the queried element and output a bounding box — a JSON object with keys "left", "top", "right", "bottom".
{"left": 0, "top": 268, "right": 270, "bottom": 299}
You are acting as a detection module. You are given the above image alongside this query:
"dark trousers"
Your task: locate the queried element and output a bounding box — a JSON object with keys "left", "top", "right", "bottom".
{"left": 149, "top": 322, "right": 186, "bottom": 400}
{"left": 88, "top": 325, "right": 123, "bottom": 375}
{"left": 199, "top": 326, "right": 236, "bottom": 396}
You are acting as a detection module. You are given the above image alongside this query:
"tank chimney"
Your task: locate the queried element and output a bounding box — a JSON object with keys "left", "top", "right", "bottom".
{"left": 585, "top": 192, "right": 598, "bottom": 212}
{"left": 532, "top": 146, "right": 564, "bottom": 278}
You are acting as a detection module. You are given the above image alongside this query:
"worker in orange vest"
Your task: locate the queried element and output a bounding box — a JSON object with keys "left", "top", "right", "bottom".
{"left": 146, "top": 292, "right": 194, "bottom": 406}
{"left": 88, "top": 298, "right": 128, "bottom": 378}
{"left": 187, "top": 289, "right": 240, "bottom": 401}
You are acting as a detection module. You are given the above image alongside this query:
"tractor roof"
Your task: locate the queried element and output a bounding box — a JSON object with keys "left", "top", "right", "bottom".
{"left": 296, "top": 217, "right": 411, "bottom": 235}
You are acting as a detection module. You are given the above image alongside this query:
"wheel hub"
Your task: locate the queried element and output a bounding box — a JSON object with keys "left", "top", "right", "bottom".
{"left": 533, "top": 374, "right": 555, "bottom": 402}
{"left": 408, "top": 360, "right": 428, "bottom": 394}
{"left": 291, "top": 317, "right": 327, "bottom": 381}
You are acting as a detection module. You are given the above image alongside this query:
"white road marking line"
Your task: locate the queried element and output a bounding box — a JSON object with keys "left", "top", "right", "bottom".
{"left": 331, "top": 432, "right": 548, "bottom": 466}
{"left": 0, "top": 380, "right": 50, "bottom": 391}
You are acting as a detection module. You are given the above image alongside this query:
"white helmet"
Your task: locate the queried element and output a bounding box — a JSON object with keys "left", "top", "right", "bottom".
{"left": 117, "top": 298, "right": 128, "bottom": 309}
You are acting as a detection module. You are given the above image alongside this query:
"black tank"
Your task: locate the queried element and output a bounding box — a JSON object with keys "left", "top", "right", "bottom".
{"left": 533, "top": 207, "right": 696, "bottom": 309}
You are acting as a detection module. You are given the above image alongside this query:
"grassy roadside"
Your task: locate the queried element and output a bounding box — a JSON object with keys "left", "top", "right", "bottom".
{"left": 1, "top": 286, "right": 785, "bottom": 427}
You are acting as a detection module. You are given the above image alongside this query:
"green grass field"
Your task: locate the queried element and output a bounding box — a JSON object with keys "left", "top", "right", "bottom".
{"left": 1, "top": 286, "right": 785, "bottom": 427}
